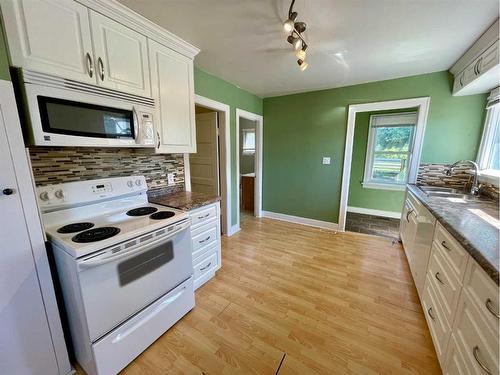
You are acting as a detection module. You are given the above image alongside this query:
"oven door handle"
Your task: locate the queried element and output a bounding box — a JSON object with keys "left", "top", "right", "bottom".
{"left": 78, "top": 223, "right": 188, "bottom": 271}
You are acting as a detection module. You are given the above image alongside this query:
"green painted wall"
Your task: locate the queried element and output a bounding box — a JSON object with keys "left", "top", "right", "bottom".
{"left": 263, "top": 71, "right": 487, "bottom": 223}
{"left": 194, "top": 68, "right": 263, "bottom": 226}
{"left": 347, "top": 108, "right": 417, "bottom": 213}
{"left": 0, "top": 20, "right": 11, "bottom": 81}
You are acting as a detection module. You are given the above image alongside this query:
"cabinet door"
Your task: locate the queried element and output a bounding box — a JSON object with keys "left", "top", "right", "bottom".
{"left": 477, "top": 41, "right": 499, "bottom": 76}
{"left": 2, "top": 0, "right": 95, "bottom": 83}
{"left": 90, "top": 11, "right": 151, "bottom": 97}
{"left": 0, "top": 84, "right": 59, "bottom": 374}
{"left": 149, "top": 39, "right": 196, "bottom": 153}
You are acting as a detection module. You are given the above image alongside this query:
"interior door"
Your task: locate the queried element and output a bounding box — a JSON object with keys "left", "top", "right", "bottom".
{"left": 90, "top": 10, "right": 151, "bottom": 97}
{"left": 149, "top": 39, "right": 196, "bottom": 153}
{"left": 0, "top": 87, "right": 59, "bottom": 374}
{"left": 190, "top": 112, "right": 220, "bottom": 195}
{"left": 2, "top": 0, "right": 95, "bottom": 83}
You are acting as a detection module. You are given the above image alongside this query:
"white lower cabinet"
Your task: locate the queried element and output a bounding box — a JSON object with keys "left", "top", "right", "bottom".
{"left": 188, "top": 202, "right": 221, "bottom": 289}
{"left": 401, "top": 187, "right": 499, "bottom": 374}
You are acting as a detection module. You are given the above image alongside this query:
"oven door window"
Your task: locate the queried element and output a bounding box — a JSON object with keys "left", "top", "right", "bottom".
{"left": 118, "top": 241, "right": 174, "bottom": 286}
{"left": 38, "top": 96, "right": 134, "bottom": 139}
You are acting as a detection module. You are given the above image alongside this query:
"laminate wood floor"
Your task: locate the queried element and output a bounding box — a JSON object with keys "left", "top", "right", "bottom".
{"left": 76, "top": 216, "right": 441, "bottom": 375}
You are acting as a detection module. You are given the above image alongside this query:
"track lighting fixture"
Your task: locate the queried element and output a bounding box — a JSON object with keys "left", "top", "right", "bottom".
{"left": 297, "top": 59, "right": 308, "bottom": 71}
{"left": 283, "top": 0, "right": 309, "bottom": 71}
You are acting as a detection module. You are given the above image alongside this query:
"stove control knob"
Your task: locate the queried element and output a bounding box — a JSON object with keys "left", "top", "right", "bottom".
{"left": 54, "top": 189, "right": 65, "bottom": 199}
{"left": 127, "top": 180, "right": 134, "bottom": 188}
{"left": 135, "top": 179, "right": 142, "bottom": 186}
{"left": 39, "top": 191, "right": 50, "bottom": 201}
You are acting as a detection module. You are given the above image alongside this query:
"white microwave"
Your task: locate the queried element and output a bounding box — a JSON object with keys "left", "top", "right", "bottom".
{"left": 16, "top": 70, "right": 156, "bottom": 148}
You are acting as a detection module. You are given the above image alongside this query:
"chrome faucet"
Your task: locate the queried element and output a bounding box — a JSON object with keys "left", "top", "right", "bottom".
{"left": 444, "top": 160, "right": 480, "bottom": 196}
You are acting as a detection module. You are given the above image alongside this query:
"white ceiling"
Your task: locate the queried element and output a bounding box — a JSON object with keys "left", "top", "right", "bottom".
{"left": 118, "top": 0, "right": 499, "bottom": 97}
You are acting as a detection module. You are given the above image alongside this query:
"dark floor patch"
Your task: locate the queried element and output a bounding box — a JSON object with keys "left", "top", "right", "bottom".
{"left": 346, "top": 212, "right": 400, "bottom": 240}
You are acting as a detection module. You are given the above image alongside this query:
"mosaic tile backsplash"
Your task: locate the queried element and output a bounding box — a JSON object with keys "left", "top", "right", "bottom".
{"left": 417, "top": 163, "right": 499, "bottom": 200}
{"left": 29, "top": 147, "right": 185, "bottom": 193}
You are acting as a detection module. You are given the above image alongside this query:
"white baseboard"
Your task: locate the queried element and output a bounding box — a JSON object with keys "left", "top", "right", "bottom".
{"left": 347, "top": 206, "right": 401, "bottom": 219}
{"left": 226, "top": 224, "right": 240, "bottom": 237}
{"left": 262, "top": 211, "right": 339, "bottom": 231}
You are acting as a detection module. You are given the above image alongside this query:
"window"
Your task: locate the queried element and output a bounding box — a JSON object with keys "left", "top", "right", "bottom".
{"left": 477, "top": 88, "right": 500, "bottom": 183}
{"left": 242, "top": 129, "right": 255, "bottom": 155}
{"left": 363, "top": 112, "right": 417, "bottom": 190}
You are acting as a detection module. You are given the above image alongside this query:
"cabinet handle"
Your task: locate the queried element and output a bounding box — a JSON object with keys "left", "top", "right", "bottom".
{"left": 98, "top": 57, "right": 105, "bottom": 81}
{"left": 459, "top": 72, "right": 465, "bottom": 86}
{"left": 85, "top": 52, "right": 93, "bottom": 78}
{"left": 485, "top": 298, "right": 500, "bottom": 319}
{"left": 199, "top": 236, "right": 211, "bottom": 244}
{"left": 441, "top": 240, "right": 451, "bottom": 251}
{"left": 200, "top": 262, "right": 212, "bottom": 271}
{"left": 427, "top": 307, "right": 435, "bottom": 321}
{"left": 434, "top": 272, "right": 445, "bottom": 285}
{"left": 2, "top": 188, "right": 14, "bottom": 196}
{"left": 473, "top": 346, "right": 492, "bottom": 375}
{"left": 406, "top": 209, "right": 414, "bottom": 222}
{"left": 198, "top": 213, "right": 210, "bottom": 220}
{"left": 157, "top": 131, "right": 160, "bottom": 149}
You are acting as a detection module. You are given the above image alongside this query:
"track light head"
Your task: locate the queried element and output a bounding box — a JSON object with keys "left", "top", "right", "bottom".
{"left": 297, "top": 59, "right": 309, "bottom": 71}
{"left": 283, "top": 18, "right": 294, "bottom": 33}
{"left": 294, "top": 22, "right": 307, "bottom": 33}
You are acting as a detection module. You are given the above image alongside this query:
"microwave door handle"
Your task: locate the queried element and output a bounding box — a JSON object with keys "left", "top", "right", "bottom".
{"left": 132, "top": 107, "right": 139, "bottom": 143}
{"left": 78, "top": 222, "right": 188, "bottom": 270}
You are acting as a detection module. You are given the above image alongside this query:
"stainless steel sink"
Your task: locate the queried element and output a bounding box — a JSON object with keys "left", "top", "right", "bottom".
{"left": 425, "top": 192, "right": 476, "bottom": 200}
{"left": 419, "top": 186, "right": 461, "bottom": 194}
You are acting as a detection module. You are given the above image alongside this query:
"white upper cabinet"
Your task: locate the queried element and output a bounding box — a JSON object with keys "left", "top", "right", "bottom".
{"left": 2, "top": 0, "right": 95, "bottom": 83}
{"left": 149, "top": 39, "right": 196, "bottom": 154}
{"left": 89, "top": 11, "right": 151, "bottom": 97}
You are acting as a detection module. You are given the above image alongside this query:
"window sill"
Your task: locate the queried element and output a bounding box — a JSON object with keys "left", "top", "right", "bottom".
{"left": 362, "top": 182, "right": 406, "bottom": 191}
{"left": 478, "top": 169, "right": 500, "bottom": 186}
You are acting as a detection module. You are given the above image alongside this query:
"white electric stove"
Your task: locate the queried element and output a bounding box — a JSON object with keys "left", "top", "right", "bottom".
{"left": 38, "top": 176, "right": 195, "bottom": 375}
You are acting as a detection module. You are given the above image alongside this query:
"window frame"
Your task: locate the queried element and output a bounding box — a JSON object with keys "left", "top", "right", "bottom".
{"left": 362, "top": 112, "right": 418, "bottom": 191}
{"left": 476, "top": 87, "right": 500, "bottom": 185}
{"left": 241, "top": 128, "right": 256, "bottom": 155}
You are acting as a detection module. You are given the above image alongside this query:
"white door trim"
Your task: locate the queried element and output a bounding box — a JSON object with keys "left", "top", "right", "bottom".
{"left": 236, "top": 108, "right": 264, "bottom": 228}
{"left": 187, "top": 94, "right": 231, "bottom": 236}
{"left": 338, "top": 96, "right": 430, "bottom": 231}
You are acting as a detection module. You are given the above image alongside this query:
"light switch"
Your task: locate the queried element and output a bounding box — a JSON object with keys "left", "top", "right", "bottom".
{"left": 322, "top": 157, "right": 331, "bottom": 165}
{"left": 167, "top": 173, "right": 175, "bottom": 185}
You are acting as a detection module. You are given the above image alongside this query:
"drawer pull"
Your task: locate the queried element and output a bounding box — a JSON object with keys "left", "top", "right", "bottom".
{"left": 485, "top": 298, "right": 500, "bottom": 319}
{"left": 200, "top": 262, "right": 212, "bottom": 271}
{"left": 434, "top": 272, "right": 445, "bottom": 285}
{"left": 406, "top": 209, "right": 414, "bottom": 222}
{"left": 473, "top": 346, "right": 492, "bottom": 375}
{"left": 427, "top": 307, "right": 435, "bottom": 321}
{"left": 198, "top": 213, "right": 210, "bottom": 220}
{"left": 441, "top": 240, "right": 451, "bottom": 251}
{"left": 199, "top": 236, "right": 211, "bottom": 244}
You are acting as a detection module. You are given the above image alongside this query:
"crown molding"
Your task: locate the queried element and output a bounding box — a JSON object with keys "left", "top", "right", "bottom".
{"left": 77, "top": 0, "right": 200, "bottom": 59}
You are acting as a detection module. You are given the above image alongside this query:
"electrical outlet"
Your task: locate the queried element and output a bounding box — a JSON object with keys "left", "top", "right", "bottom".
{"left": 322, "top": 157, "right": 331, "bottom": 165}
{"left": 167, "top": 173, "right": 175, "bottom": 185}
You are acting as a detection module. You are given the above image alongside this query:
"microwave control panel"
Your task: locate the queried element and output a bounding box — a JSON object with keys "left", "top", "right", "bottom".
{"left": 138, "top": 112, "right": 155, "bottom": 145}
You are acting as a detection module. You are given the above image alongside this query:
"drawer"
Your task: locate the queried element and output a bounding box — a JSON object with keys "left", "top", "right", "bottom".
{"left": 190, "top": 204, "right": 218, "bottom": 228}
{"left": 427, "top": 246, "right": 462, "bottom": 326}
{"left": 443, "top": 335, "right": 475, "bottom": 375}
{"left": 191, "top": 222, "right": 218, "bottom": 258}
{"left": 422, "top": 275, "right": 452, "bottom": 364}
{"left": 463, "top": 259, "right": 499, "bottom": 332}
{"left": 433, "top": 223, "right": 469, "bottom": 280}
{"left": 193, "top": 251, "right": 217, "bottom": 283}
{"left": 93, "top": 278, "right": 194, "bottom": 375}
{"left": 452, "top": 290, "right": 499, "bottom": 375}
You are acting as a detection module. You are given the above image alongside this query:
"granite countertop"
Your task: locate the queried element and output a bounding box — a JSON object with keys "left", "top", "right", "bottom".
{"left": 408, "top": 184, "right": 499, "bottom": 284}
{"left": 149, "top": 190, "right": 221, "bottom": 211}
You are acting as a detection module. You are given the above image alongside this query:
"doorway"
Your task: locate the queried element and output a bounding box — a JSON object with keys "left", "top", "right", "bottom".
{"left": 339, "top": 97, "right": 431, "bottom": 234}
{"left": 186, "top": 95, "right": 231, "bottom": 235}
{"left": 236, "top": 109, "right": 263, "bottom": 227}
